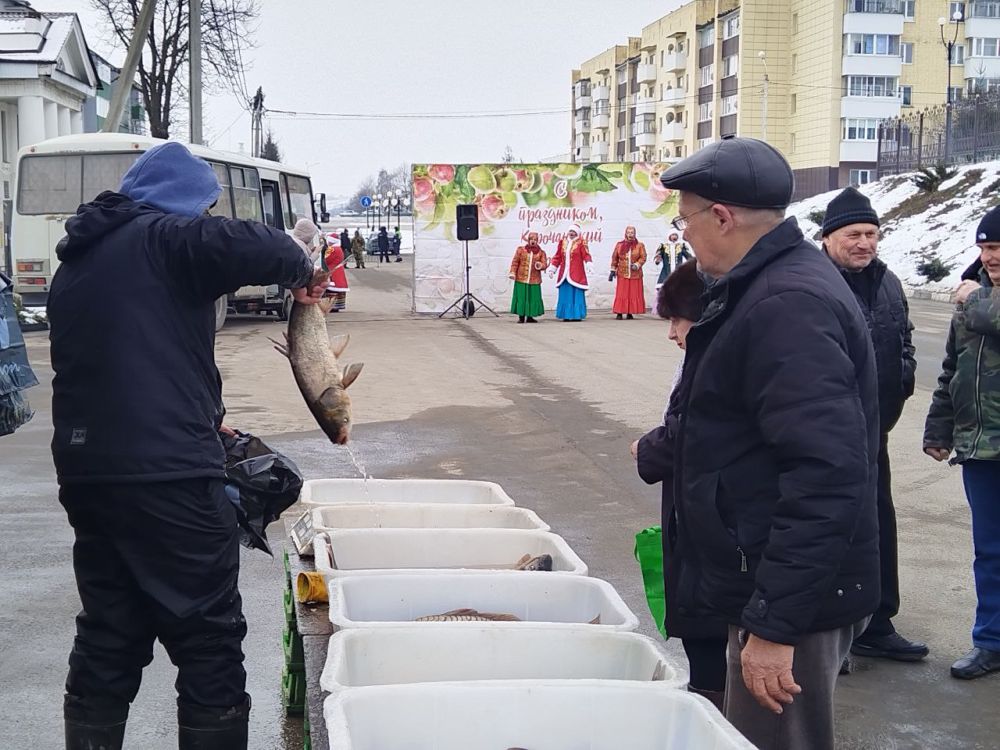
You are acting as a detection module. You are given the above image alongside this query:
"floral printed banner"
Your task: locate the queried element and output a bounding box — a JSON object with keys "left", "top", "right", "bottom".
{"left": 411, "top": 163, "right": 680, "bottom": 314}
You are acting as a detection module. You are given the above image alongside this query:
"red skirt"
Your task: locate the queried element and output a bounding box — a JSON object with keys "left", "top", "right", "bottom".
{"left": 612, "top": 276, "right": 646, "bottom": 314}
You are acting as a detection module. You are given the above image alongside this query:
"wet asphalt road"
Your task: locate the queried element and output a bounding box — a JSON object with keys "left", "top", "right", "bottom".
{"left": 2, "top": 261, "right": 996, "bottom": 749}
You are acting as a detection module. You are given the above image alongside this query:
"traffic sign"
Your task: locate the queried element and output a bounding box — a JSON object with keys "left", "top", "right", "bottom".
{"left": 360, "top": 195, "right": 372, "bottom": 208}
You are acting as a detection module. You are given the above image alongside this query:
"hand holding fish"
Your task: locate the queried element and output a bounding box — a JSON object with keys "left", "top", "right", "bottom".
{"left": 291, "top": 269, "right": 329, "bottom": 305}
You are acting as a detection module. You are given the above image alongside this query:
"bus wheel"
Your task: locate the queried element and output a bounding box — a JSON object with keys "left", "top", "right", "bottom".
{"left": 278, "top": 291, "right": 293, "bottom": 322}
{"left": 214, "top": 295, "right": 228, "bottom": 331}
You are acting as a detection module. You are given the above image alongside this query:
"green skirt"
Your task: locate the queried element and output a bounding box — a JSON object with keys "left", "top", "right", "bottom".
{"left": 510, "top": 281, "right": 544, "bottom": 317}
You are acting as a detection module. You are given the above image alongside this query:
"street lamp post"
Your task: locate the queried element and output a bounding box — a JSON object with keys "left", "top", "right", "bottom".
{"left": 758, "top": 51, "right": 769, "bottom": 143}
{"left": 375, "top": 193, "right": 383, "bottom": 227}
{"left": 939, "top": 10, "right": 964, "bottom": 163}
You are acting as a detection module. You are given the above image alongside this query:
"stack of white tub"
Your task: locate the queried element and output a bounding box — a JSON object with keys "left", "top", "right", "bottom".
{"left": 302, "top": 478, "right": 753, "bottom": 749}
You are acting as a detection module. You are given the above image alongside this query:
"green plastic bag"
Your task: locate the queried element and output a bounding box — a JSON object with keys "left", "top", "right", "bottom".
{"left": 634, "top": 525, "right": 667, "bottom": 639}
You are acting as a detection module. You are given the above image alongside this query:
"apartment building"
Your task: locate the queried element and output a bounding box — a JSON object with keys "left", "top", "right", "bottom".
{"left": 571, "top": 0, "right": 980, "bottom": 200}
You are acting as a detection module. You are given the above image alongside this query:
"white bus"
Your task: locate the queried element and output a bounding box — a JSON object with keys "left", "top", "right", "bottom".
{"left": 10, "top": 132, "right": 316, "bottom": 329}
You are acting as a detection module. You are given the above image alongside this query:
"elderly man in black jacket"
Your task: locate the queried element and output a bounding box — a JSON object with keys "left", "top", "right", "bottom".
{"left": 48, "top": 141, "right": 325, "bottom": 750}
{"left": 821, "top": 187, "right": 925, "bottom": 663}
{"left": 660, "top": 136, "right": 880, "bottom": 750}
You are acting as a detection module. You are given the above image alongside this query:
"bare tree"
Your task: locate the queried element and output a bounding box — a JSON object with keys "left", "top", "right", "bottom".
{"left": 92, "top": 0, "right": 260, "bottom": 139}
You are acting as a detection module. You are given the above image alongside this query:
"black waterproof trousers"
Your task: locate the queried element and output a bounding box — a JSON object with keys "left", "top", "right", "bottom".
{"left": 60, "top": 478, "right": 247, "bottom": 709}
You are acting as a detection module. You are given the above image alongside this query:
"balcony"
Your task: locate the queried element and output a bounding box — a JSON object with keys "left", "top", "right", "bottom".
{"left": 635, "top": 130, "right": 656, "bottom": 148}
{"left": 841, "top": 95, "right": 901, "bottom": 120}
{"left": 839, "top": 140, "right": 878, "bottom": 162}
{"left": 593, "top": 111, "right": 611, "bottom": 129}
{"left": 662, "top": 51, "right": 688, "bottom": 71}
{"left": 845, "top": 0, "right": 902, "bottom": 13}
{"left": 592, "top": 141, "right": 610, "bottom": 159}
{"left": 965, "top": 56, "right": 1000, "bottom": 79}
{"left": 965, "top": 17, "right": 1000, "bottom": 38}
{"left": 575, "top": 132, "right": 589, "bottom": 148}
{"left": 635, "top": 95, "right": 657, "bottom": 115}
{"left": 575, "top": 146, "right": 591, "bottom": 162}
{"left": 662, "top": 87, "right": 686, "bottom": 106}
{"left": 637, "top": 63, "right": 658, "bottom": 83}
{"left": 842, "top": 55, "right": 901, "bottom": 77}
{"left": 662, "top": 122, "right": 685, "bottom": 141}
{"left": 843, "top": 14, "right": 903, "bottom": 34}
{"left": 575, "top": 116, "right": 591, "bottom": 132}
{"left": 592, "top": 85, "right": 611, "bottom": 102}
{"left": 575, "top": 93, "right": 592, "bottom": 109}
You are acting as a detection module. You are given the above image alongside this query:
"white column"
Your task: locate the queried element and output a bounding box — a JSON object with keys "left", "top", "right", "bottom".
{"left": 17, "top": 96, "right": 45, "bottom": 148}
{"left": 43, "top": 100, "right": 58, "bottom": 140}
{"left": 57, "top": 105, "right": 71, "bottom": 136}
{"left": 70, "top": 109, "right": 83, "bottom": 134}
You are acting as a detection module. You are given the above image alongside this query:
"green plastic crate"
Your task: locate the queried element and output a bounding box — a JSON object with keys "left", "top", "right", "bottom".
{"left": 303, "top": 712, "right": 311, "bottom": 750}
{"left": 283, "top": 586, "right": 296, "bottom": 627}
{"left": 283, "top": 626, "right": 305, "bottom": 672}
{"left": 281, "top": 667, "right": 305, "bottom": 716}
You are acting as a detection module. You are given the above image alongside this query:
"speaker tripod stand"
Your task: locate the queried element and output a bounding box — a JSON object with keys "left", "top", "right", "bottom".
{"left": 438, "top": 239, "right": 498, "bottom": 319}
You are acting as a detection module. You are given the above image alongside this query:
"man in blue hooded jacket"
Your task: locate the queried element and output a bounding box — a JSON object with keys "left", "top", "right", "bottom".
{"left": 47, "top": 142, "right": 325, "bottom": 750}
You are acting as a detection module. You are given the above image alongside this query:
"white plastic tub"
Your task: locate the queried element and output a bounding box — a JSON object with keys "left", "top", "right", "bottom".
{"left": 324, "top": 680, "right": 755, "bottom": 750}
{"left": 327, "top": 572, "right": 638, "bottom": 631}
{"left": 319, "top": 627, "right": 683, "bottom": 693}
{"left": 311, "top": 503, "right": 549, "bottom": 531}
{"left": 313, "top": 528, "right": 587, "bottom": 577}
{"left": 301, "top": 478, "right": 515, "bottom": 506}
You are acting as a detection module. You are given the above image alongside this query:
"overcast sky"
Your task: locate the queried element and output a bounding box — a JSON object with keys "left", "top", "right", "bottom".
{"left": 45, "top": 1, "right": 681, "bottom": 197}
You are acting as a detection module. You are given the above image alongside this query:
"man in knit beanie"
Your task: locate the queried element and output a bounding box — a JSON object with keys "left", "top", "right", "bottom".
{"left": 821, "top": 186, "right": 924, "bottom": 664}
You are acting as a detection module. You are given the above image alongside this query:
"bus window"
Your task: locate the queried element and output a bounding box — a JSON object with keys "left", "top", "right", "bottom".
{"left": 209, "top": 162, "right": 234, "bottom": 218}
{"left": 231, "top": 166, "right": 263, "bottom": 221}
{"left": 281, "top": 173, "right": 313, "bottom": 227}
{"left": 82, "top": 153, "right": 141, "bottom": 204}
{"left": 261, "top": 180, "right": 281, "bottom": 229}
{"left": 17, "top": 155, "right": 82, "bottom": 215}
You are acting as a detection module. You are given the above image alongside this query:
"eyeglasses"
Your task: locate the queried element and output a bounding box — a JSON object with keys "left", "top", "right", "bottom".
{"left": 671, "top": 205, "right": 713, "bottom": 231}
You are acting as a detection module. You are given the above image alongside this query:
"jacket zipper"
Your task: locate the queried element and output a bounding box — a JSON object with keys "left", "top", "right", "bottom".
{"left": 970, "top": 337, "right": 986, "bottom": 459}
{"left": 737, "top": 545, "right": 747, "bottom": 573}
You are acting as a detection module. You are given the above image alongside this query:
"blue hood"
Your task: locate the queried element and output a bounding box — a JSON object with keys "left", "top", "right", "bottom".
{"left": 119, "top": 141, "right": 221, "bottom": 218}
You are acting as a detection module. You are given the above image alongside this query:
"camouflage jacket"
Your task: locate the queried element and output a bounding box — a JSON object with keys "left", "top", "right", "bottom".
{"left": 924, "top": 268, "right": 1000, "bottom": 462}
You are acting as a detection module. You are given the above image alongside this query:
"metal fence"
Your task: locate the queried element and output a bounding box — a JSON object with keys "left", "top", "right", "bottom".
{"left": 876, "top": 94, "right": 1000, "bottom": 176}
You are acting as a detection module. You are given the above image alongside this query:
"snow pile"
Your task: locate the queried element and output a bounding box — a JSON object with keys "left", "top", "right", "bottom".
{"left": 788, "top": 161, "right": 1000, "bottom": 290}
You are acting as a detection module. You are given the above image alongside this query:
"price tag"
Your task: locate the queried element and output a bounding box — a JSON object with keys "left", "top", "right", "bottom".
{"left": 289, "top": 510, "right": 316, "bottom": 555}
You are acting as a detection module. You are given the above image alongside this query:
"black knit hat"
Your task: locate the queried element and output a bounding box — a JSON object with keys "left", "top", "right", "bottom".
{"left": 975, "top": 205, "right": 1000, "bottom": 243}
{"left": 821, "top": 187, "right": 879, "bottom": 237}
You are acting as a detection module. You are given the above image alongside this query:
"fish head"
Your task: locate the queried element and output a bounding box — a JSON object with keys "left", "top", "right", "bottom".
{"left": 314, "top": 385, "right": 353, "bottom": 445}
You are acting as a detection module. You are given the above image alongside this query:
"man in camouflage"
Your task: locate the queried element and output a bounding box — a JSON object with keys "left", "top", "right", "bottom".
{"left": 924, "top": 204, "right": 1000, "bottom": 680}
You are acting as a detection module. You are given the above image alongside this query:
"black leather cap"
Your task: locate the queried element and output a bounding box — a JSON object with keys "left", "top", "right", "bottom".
{"left": 659, "top": 135, "right": 794, "bottom": 209}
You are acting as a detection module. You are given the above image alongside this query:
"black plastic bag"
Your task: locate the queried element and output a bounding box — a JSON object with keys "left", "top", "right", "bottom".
{"left": 221, "top": 429, "right": 303, "bottom": 556}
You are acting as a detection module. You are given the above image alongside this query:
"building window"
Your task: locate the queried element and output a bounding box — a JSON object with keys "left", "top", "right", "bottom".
{"left": 846, "top": 33, "right": 901, "bottom": 55}
{"left": 969, "top": 76, "right": 1000, "bottom": 93}
{"left": 845, "top": 75, "right": 899, "bottom": 97}
{"left": 950, "top": 85, "right": 964, "bottom": 101}
{"left": 723, "top": 14, "right": 740, "bottom": 39}
{"left": 951, "top": 44, "right": 966, "bottom": 64}
{"left": 791, "top": 93, "right": 797, "bottom": 114}
{"left": 850, "top": 169, "right": 874, "bottom": 186}
{"left": 901, "top": 42, "right": 914, "bottom": 63}
{"left": 972, "top": 37, "right": 1000, "bottom": 56}
{"left": 0, "top": 110, "right": 7, "bottom": 163}
{"left": 721, "top": 95, "right": 738, "bottom": 115}
{"left": 698, "top": 137, "right": 713, "bottom": 150}
{"left": 698, "top": 64, "right": 714, "bottom": 87}
{"left": 843, "top": 118, "right": 880, "bottom": 140}
{"left": 903, "top": 0, "right": 915, "bottom": 19}
{"left": 901, "top": 85, "right": 913, "bottom": 105}
{"left": 792, "top": 13, "right": 799, "bottom": 34}
{"left": 698, "top": 25, "right": 714, "bottom": 48}
{"left": 698, "top": 102, "right": 714, "bottom": 122}
{"left": 972, "top": 1, "right": 1000, "bottom": 17}
{"left": 950, "top": 2, "right": 966, "bottom": 19}
{"left": 723, "top": 54, "right": 739, "bottom": 77}
{"left": 790, "top": 133, "right": 797, "bottom": 153}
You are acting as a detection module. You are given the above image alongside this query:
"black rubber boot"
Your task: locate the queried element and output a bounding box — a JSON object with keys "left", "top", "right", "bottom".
{"left": 64, "top": 694, "right": 128, "bottom": 750}
{"left": 178, "top": 695, "right": 250, "bottom": 750}
{"left": 517, "top": 316, "right": 525, "bottom": 323}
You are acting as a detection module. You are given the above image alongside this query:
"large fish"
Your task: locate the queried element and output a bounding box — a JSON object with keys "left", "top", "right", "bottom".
{"left": 269, "top": 274, "right": 362, "bottom": 444}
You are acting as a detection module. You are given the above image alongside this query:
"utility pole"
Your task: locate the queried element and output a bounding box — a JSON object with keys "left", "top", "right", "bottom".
{"left": 250, "top": 87, "right": 264, "bottom": 157}
{"left": 189, "top": 0, "right": 203, "bottom": 144}
{"left": 102, "top": 0, "right": 156, "bottom": 133}
{"left": 758, "top": 51, "right": 769, "bottom": 143}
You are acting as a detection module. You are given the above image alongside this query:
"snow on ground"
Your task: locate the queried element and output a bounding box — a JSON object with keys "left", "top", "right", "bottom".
{"left": 788, "top": 161, "right": 1000, "bottom": 291}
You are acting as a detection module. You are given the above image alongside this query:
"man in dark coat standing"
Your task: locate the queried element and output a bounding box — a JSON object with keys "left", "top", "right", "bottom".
{"left": 377, "top": 226, "right": 390, "bottom": 264}
{"left": 339, "top": 228, "right": 351, "bottom": 264}
{"left": 821, "top": 187, "right": 925, "bottom": 663}
{"left": 47, "top": 142, "right": 326, "bottom": 750}
{"left": 660, "top": 136, "right": 880, "bottom": 750}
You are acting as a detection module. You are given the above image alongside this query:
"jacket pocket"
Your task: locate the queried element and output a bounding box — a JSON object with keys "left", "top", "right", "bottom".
{"left": 684, "top": 472, "right": 745, "bottom": 572}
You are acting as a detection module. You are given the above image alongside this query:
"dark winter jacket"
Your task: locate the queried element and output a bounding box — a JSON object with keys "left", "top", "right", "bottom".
{"left": 340, "top": 230, "right": 351, "bottom": 252}
{"left": 673, "top": 218, "right": 881, "bottom": 646}
{"left": 924, "top": 264, "right": 1000, "bottom": 462}
{"left": 637, "top": 363, "right": 728, "bottom": 641}
{"left": 377, "top": 229, "right": 390, "bottom": 252}
{"left": 47, "top": 147, "right": 313, "bottom": 484}
{"left": 831, "top": 255, "right": 916, "bottom": 433}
